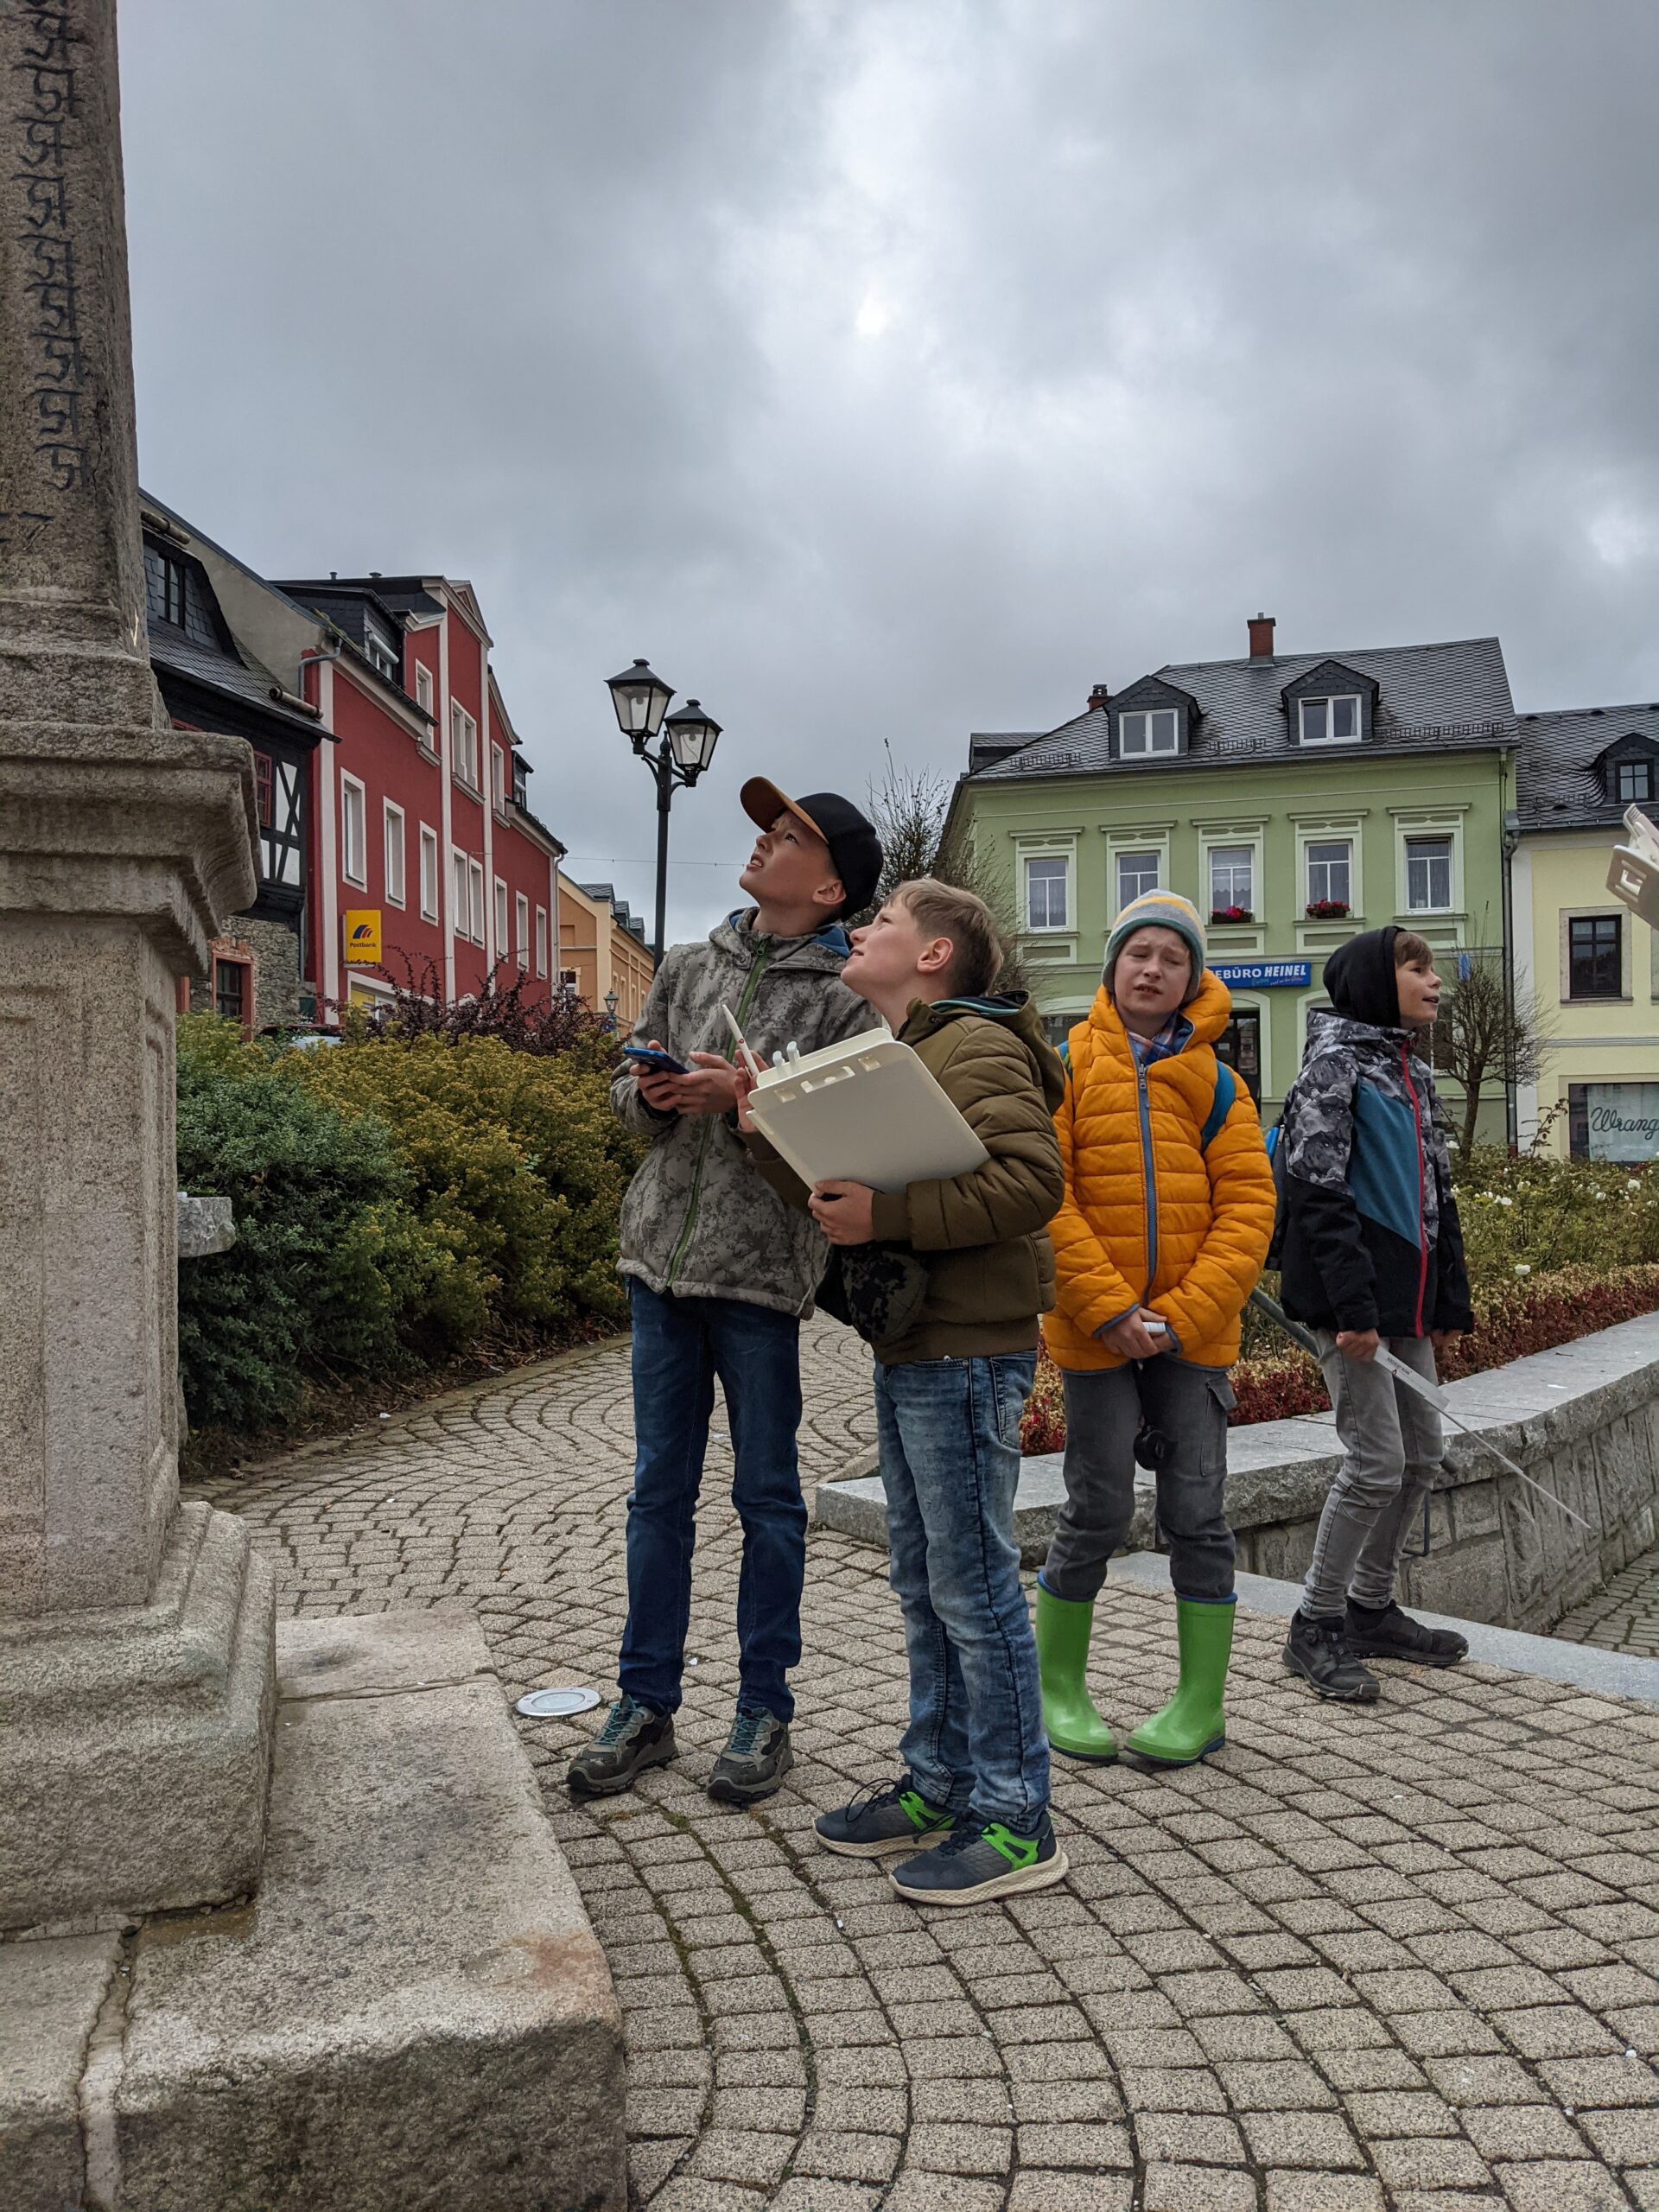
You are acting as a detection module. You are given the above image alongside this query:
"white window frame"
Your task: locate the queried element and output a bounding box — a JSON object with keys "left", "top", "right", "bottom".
{"left": 451, "top": 849, "right": 470, "bottom": 935}
{"left": 468, "top": 858, "right": 486, "bottom": 945}
{"left": 1024, "top": 853, "right": 1071, "bottom": 932}
{"left": 419, "top": 823, "right": 440, "bottom": 922}
{"left": 514, "top": 892, "right": 531, "bottom": 970}
{"left": 535, "top": 904, "right": 549, "bottom": 978}
{"left": 1404, "top": 834, "right": 1455, "bottom": 915}
{"left": 1293, "top": 815, "right": 1366, "bottom": 922}
{"left": 493, "top": 876, "right": 509, "bottom": 962}
{"left": 451, "top": 702, "right": 479, "bottom": 791}
{"left": 340, "top": 772, "right": 367, "bottom": 890}
{"left": 1391, "top": 809, "right": 1466, "bottom": 918}
{"left": 383, "top": 801, "right": 406, "bottom": 909}
{"left": 1305, "top": 836, "right": 1352, "bottom": 911}
{"left": 414, "top": 662, "right": 434, "bottom": 717}
{"left": 1297, "top": 694, "right": 1363, "bottom": 747}
{"left": 1116, "top": 848, "right": 1161, "bottom": 910}
{"left": 1118, "top": 707, "right": 1180, "bottom": 759}
{"left": 1208, "top": 844, "right": 1255, "bottom": 916}
{"left": 491, "top": 743, "right": 507, "bottom": 817}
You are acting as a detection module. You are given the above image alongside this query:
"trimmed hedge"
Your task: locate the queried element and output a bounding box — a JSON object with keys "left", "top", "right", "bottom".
{"left": 175, "top": 1018, "right": 643, "bottom": 1440}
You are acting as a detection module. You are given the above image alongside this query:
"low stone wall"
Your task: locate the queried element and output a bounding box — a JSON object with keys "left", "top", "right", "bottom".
{"left": 815, "top": 1312, "right": 1659, "bottom": 1634}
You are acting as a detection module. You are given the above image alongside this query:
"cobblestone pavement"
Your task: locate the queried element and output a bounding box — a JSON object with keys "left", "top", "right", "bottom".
{"left": 194, "top": 1318, "right": 1659, "bottom": 2212}
{"left": 1555, "top": 1548, "right": 1659, "bottom": 1659}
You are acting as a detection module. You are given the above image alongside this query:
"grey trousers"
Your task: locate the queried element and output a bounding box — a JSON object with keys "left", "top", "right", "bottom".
{"left": 1301, "top": 1332, "right": 1443, "bottom": 1618}
{"left": 1043, "top": 1360, "right": 1237, "bottom": 1604}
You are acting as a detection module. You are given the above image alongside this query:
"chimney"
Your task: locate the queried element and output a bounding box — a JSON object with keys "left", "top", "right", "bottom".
{"left": 1248, "top": 613, "right": 1275, "bottom": 659}
{"left": 1087, "top": 681, "right": 1110, "bottom": 713}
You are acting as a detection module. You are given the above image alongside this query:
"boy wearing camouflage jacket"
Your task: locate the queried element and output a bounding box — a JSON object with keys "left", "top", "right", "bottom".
{"left": 1279, "top": 928, "right": 1475, "bottom": 1703}
{"left": 568, "top": 781, "right": 880, "bottom": 1803}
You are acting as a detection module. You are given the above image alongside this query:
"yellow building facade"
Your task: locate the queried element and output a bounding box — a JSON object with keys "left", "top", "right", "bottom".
{"left": 1513, "top": 703, "right": 1659, "bottom": 1159}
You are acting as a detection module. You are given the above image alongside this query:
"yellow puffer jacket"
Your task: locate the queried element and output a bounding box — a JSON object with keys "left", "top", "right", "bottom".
{"left": 1044, "top": 971, "right": 1276, "bottom": 1372}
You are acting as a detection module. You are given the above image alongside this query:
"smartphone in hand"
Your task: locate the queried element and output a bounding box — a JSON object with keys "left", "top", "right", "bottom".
{"left": 622, "top": 1046, "right": 690, "bottom": 1077}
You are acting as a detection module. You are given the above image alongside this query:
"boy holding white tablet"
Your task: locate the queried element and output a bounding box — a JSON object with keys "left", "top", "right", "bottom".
{"left": 568, "top": 783, "right": 881, "bottom": 1804}
{"left": 738, "top": 880, "right": 1069, "bottom": 1906}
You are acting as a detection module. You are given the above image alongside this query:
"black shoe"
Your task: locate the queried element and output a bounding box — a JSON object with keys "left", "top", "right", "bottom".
{"left": 567, "top": 1694, "right": 677, "bottom": 1796}
{"left": 1282, "top": 1611, "right": 1380, "bottom": 1703}
{"left": 816, "top": 1776, "right": 957, "bottom": 1859}
{"left": 889, "top": 1811, "right": 1069, "bottom": 1907}
{"left": 1345, "top": 1599, "right": 1468, "bottom": 1667}
{"left": 707, "top": 1708, "right": 792, "bottom": 1804}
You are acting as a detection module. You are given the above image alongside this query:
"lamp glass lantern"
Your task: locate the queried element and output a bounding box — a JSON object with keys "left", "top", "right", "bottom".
{"left": 603, "top": 988, "right": 620, "bottom": 1027}
{"left": 664, "top": 698, "right": 721, "bottom": 778}
{"left": 606, "top": 658, "right": 673, "bottom": 744}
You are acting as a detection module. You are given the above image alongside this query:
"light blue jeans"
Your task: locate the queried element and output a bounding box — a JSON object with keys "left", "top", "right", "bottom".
{"left": 874, "top": 1351, "right": 1048, "bottom": 1833}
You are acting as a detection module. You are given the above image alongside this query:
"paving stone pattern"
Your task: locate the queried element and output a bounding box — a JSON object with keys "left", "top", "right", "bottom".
{"left": 1555, "top": 1548, "right": 1659, "bottom": 1660}
{"left": 193, "top": 1316, "right": 1659, "bottom": 2212}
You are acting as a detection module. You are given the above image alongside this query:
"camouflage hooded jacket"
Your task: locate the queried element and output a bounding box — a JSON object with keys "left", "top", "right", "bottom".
{"left": 1277, "top": 931, "right": 1472, "bottom": 1338}
{"left": 613, "top": 910, "right": 878, "bottom": 1315}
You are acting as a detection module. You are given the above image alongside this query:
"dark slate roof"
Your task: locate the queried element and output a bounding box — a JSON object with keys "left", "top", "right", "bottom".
{"left": 968, "top": 733, "right": 1043, "bottom": 774}
{"left": 1517, "top": 701, "right": 1659, "bottom": 831}
{"left": 972, "top": 635, "right": 1517, "bottom": 781}
{"left": 279, "top": 575, "right": 444, "bottom": 623}
{"left": 148, "top": 625, "right": 322, "bottom": 741}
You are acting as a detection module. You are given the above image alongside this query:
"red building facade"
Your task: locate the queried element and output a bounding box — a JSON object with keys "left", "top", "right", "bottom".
{"left": 277, "top": 574, "right": 567, "bottom": 1022}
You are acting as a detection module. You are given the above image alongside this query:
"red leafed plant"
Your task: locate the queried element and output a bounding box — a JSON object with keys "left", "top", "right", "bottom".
{"left": 1020, "top": 1262, "right": 1659, "bottom": 1453}
{"left": 1210, "top": 906, "right": 1254, "bottom": 925}
{"left": 1304, "top": 899, "right": 1350, "bottom": 919}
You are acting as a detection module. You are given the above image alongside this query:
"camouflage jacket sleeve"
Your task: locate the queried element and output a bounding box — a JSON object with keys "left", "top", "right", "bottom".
{"left": 611, "top": 950, "right": 683, "bottom": 1139}
{"left": 1281, "top": 1047, "right": 1379, "bottom": 1334}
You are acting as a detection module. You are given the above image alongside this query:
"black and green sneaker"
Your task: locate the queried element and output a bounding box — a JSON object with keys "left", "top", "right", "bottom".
{"left": 566, "top": 1694, "right": 677, "bottom": 1796}
{"left": 707, "top": 1707, "right": 793, "bottom": 1804}
{"left": 816, "top": 1776, "right": 957, "bottom": 1860}
{"left": 889, "top": 1811, "right": 1068, "bottom": 1906}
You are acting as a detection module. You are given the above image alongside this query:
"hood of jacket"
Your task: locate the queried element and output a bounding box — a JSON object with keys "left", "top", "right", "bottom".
{"left": 900, "top": 991, "right": 1066, "bottom": 1114}
{"left": 1090, "top": 965, "right": 1234, "bottom": 1055}
{"left": 709, "top": 907, "right": 854, "bottom": 974}
{"left": 1323, "top": 928, "right": 1403, "bottom": 1028}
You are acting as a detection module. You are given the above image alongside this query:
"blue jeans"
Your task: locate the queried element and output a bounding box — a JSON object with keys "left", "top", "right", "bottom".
{"left": 875, "top": 1352, "right": 1048, "bottom": 1833}
{"left": 619, "top": 1281, "right": 806, "bottom": 1722}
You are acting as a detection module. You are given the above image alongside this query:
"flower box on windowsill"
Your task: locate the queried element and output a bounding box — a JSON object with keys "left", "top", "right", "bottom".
{"left": 1304, "top": 900, "right": 1351, "bottom": 920}
{"left": 1210, "top": 907, "right": 1254, "bottom": 926}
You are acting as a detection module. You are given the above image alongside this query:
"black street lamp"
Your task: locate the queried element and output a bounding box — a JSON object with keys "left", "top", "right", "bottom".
{"left": 606, "top": 659, "right": 721, "bottom": 965}
{"left": 603, "top": 988, "right": 620, "bottom": 1032}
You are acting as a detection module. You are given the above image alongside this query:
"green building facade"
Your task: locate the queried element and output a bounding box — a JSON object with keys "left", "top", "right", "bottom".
{"left": 948, "top": 623, "right": 1517, "bottom": 1129}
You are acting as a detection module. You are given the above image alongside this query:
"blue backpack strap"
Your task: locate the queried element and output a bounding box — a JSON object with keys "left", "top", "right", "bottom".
{"left": 1199, "top": 1061, "right": 1236, "bottom": 1151}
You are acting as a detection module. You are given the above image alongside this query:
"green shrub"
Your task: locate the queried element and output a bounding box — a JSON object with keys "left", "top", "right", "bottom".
{"left": 291, "top": 1033, "right": 645, "bottom": 1340}
{"left": 175, "top": 1018, "right": 453, "bottom": 1428}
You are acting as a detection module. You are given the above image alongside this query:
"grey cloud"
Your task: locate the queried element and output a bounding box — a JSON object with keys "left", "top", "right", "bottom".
{"left": 123, "top": 0, "right": 1659, "bottom": 946}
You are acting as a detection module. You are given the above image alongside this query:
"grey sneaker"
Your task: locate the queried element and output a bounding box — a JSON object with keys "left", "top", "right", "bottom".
{"left": 567, "top": 1694, "right": 677, "bottom": 1796}
{"left": 816, "top": 1776, "right": 956, "bottom": 1859}
{"left": 889, "top": 1812, "right": 1069, "bottom": 1907}
{"left": 708, "top": 1708, "right": 792, "bottom": 1804}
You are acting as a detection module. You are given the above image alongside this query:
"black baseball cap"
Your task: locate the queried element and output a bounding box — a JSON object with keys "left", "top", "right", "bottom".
{"left": 740, "top": 779, "right": 884, "bottom": 917}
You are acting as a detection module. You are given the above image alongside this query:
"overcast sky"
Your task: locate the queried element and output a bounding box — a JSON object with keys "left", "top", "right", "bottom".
{"left": 123, "top": 0, "right": 1659, "bottom": 946}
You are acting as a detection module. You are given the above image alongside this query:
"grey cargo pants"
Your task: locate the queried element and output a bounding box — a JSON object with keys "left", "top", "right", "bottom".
{"left": 1300, "top": 1332, "right": 1443, "bottom": 1618}
{"left": 1042, "top": 1359, "right": 1237, "bottom": 1604}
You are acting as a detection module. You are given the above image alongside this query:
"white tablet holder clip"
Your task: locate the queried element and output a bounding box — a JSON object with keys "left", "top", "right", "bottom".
{"left": 1607, "top": 803, "right": 1659, "bottom": 930}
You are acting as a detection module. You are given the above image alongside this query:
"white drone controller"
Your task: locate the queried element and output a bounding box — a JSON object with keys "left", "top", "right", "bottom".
{"left": 1607, "top": 804, "right": 1659, "bottom": 929}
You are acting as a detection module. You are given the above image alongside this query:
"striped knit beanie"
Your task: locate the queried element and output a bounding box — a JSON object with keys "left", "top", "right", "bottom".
{"left": 1103, "top": 890, "right": 1207, "bottom": 1006}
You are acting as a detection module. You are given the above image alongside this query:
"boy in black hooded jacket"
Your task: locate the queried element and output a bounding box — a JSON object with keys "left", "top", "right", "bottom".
{"left": 1277, "top": 929, "right": 1475, "bottom": 1701}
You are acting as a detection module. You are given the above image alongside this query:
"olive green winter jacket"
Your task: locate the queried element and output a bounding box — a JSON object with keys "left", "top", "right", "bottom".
{"left": 745, "top": 993, "right": 1066, "bottom": 1363}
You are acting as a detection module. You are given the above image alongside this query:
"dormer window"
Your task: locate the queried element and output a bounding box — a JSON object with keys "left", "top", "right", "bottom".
{"left": 1120, "top": 709, "right": 1179, "bottom": 758}
{"left": 363, "top": 620, "right": 400, "bottom": 682}
{"left": 1299, "top": 694, "right": 1361, "bottom": 745}
{"left": 1615, "top": 760, "right": 1654, "bottom": 804}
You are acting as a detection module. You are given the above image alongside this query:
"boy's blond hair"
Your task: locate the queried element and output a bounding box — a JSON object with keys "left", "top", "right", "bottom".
{"left": 892, "top": 877, "right": 1006, "bottom": 997}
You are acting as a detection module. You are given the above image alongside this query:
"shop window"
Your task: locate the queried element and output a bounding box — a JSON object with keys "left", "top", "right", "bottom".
{"left": 1216, "top": 1007, "right": 1262, "bottom": 1103}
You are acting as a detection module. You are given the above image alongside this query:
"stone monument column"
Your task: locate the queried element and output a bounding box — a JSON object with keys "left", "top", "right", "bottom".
{"left": 0, "top": 0, "right": 276, "bottom": 1929}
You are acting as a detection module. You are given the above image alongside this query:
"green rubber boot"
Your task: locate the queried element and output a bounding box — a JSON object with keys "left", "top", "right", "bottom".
{"left": 1126, "top": 1597, "right": 1235, "bottom": 1767}
{"left": 1034, "top": 1581, "right": 1116, "bottom": 1764}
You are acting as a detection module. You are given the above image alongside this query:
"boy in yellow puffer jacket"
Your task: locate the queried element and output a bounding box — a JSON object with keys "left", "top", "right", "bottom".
{"left": 1036, "top": 891, "right": 1275, "bottom": 1768}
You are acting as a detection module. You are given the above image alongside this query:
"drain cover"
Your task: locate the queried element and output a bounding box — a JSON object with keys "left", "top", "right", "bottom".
{"left": 515, "top": 1687, "right": 601, "bottom": 1719}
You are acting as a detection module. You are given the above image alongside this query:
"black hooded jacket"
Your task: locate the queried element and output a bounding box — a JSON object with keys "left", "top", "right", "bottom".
{"left": 1276, "top": 928, "right": 1473, "bottom": 1338}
